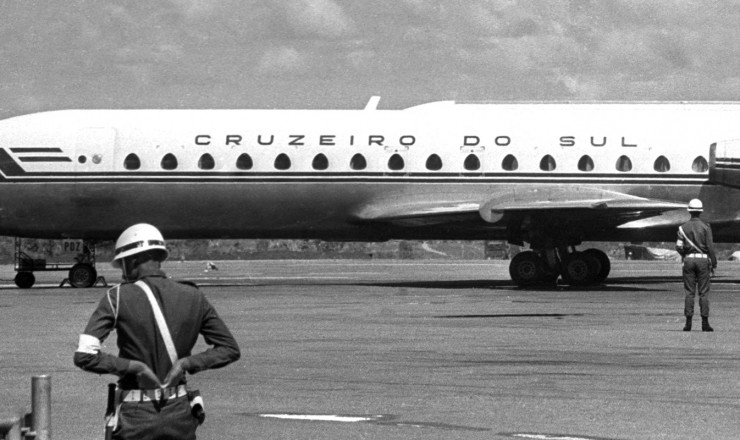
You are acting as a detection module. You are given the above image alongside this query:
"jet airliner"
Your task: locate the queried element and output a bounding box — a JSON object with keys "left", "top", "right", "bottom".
{"left": 2, "top": 97, "right": 740, "bottom": 288}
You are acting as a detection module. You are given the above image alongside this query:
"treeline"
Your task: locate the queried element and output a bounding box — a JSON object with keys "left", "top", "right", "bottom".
{"left": 1, "top": 237, "right": 733, "bottom": 264}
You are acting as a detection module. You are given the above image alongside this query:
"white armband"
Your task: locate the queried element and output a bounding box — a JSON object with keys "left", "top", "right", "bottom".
{"left": 76, "top": 334, "right": 101, "bottom": 354}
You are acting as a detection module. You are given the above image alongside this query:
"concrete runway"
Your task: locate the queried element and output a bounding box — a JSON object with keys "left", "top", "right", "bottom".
{"left": 1, "top": 260, "right": 739, "bottom": 439}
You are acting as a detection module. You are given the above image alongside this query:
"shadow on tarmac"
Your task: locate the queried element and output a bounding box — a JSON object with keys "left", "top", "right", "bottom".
{"left": 361, "top": 279, "right": 666, "bottom": 292}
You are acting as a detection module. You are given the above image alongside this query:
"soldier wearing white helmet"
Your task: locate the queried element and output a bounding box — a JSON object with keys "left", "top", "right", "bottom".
{"left": 74, "top": 224, "right": 240, "bottom": 440}
{"left": 676, "top": 199, "right": 717, "bottom": 331}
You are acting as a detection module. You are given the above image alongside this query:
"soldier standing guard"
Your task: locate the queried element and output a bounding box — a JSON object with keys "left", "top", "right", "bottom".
{"left": 74, "top": 223, "right": 240, "bottom": 439}
{"left": 676, "top": 199, "right": 717, "bottom": 332}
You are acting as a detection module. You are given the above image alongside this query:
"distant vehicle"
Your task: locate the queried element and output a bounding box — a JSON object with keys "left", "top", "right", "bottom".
{"left": 2, "top": 98, "right": 740, "bottom": 287}
{"left": 624, "top": 245, "right": 680, "bottom": 261}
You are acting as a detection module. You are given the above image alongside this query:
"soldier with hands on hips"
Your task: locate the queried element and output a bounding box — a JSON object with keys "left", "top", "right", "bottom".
{"left": 74, "top": 223, "right": 240, "bottom": 440}
{"left": 676, "top": 199, "right": 717, "bottom": 332}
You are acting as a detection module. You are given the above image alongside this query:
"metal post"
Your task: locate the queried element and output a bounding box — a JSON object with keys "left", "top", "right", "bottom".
{"left": 31, "top": 375, "right": 51, "bottom": 440}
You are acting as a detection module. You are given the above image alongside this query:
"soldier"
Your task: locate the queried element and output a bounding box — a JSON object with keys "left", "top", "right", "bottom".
{"left": 676, "top": 199, "right": 717, "bottom": 332}
{"left": 74, "top": 223, "right": 240, "bottom": 439}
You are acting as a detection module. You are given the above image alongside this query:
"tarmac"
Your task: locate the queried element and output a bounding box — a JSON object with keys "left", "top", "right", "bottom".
{"left": 0, "top": 259, "right": 739, "bottom": 440}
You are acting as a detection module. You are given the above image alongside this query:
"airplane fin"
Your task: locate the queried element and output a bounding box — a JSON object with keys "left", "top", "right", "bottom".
{"left": 364, "top": 96, "right": 381, "bottom": 110}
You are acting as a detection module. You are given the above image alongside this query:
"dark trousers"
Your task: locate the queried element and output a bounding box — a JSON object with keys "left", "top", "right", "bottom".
{"left": 683, "top": 257, "right": 711, "bottom": 317}
{"left": 113, "top": 395, "right": 198, "bottom": 440}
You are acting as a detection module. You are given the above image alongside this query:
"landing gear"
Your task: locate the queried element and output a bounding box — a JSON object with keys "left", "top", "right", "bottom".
{"left": 509, "top": 251, "right": 545, "bottom": 286}
{"left": 68, "top": 263, "right": 98, "bottom": 288}
{"left": 508, "top": 248, "right": 610, "bottom": 287}
{"left": 560, "top": 251, "right": 599, "bottom": 286}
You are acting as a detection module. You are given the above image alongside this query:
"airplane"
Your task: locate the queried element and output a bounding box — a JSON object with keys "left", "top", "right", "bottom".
{"left": 2, "top": 96, "right": 740, "bottom": 289}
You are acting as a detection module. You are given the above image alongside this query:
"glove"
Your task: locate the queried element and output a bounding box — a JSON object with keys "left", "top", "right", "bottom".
{"left": 127, "top": 360, "right": 161, "bottom": 388}
{"left": 163, "top": 358, "right": 191, "bottom": 388}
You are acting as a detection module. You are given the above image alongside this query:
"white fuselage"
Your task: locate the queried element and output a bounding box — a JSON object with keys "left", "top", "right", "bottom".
{"left": 1, "top": 101, "right": 739, "bottom": 241}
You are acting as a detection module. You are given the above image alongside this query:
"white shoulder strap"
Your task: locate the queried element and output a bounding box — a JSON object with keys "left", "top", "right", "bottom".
{"left": 679, "top": 226, "right": 703, "bottom": 254}
{"left": 135, "top": 280, "right": 178, "bottom": 365}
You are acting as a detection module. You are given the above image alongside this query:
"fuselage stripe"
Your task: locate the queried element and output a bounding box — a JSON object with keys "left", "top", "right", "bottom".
{"left": 18, "top": 157, "right": 73, "bottom": 162}
{"left": 10, "top": 148, "right": 64, "bottom": 153}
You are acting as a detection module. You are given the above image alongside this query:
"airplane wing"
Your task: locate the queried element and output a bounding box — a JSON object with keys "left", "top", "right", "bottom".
{"left": 352, "top": 187, "right": 686, "bottom": 228}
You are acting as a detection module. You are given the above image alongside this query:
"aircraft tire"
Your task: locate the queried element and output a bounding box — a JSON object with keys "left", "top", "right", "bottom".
{"left": 509, "top": 251, "right": 545, "bottom": 287}
{"left": 69, "top": 264, "right": 97, "bottom": 288}
{"left": 584, "top": 248, "right": 610, "bottom": 283}
{"left": 15, "top": 271, "right": 35, "bottom": 289}
{"left": 561, "top": 252, "right": 598, "bottom": 286}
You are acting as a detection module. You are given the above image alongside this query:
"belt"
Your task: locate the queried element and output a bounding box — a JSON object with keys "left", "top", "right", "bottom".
{"left": 686, "top": 253, "right": 708, "bottom": 258}
{"left": 121, "top": 385, "right": 187, "bottom": 403}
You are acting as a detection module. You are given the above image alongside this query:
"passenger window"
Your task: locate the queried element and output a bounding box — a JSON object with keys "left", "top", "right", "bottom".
{"left": 578, "top": 155, "right": 594, "bottom": 172}
{"left": 692, "top": 156, "right": 708, "bottom": 173}
{"left": 124, "top": 153, "right": 140, "bottom": 170}
{"left": 350, "top": 153, "right": 367, "bottom": 170}
{"left": 274, "top": 153, "right": 291, "bottom": 170}
{"left": 540, "top": 155, "right": 556, "bottom": 171}
{"left": 312, "top": 154, "right": 329, "bottom": 170}
{"left": 426, "top": 154, "right": 443, "bottom": 171}
{"left": 161, "top": 153, "right": 178, "bottom": 170}
{"left": 502, "top": 154, "right": 518, "bottom": 171}
{"left": 236, "top": 153, "right": 253, "bottom": 170}
{"left": 464, "top": 154, "right": 480, "bottom": 171}
{"left": 653, "top": 155, "right": 670, "bottom": 172}
{"left": 388, "top": 154, "right": 405, "bottom": 171}
{"left": 198, "top": 153, "right": 215, "bottom": 170}
{"left": 616, "top": 155, "right": 632, "bottom": 172}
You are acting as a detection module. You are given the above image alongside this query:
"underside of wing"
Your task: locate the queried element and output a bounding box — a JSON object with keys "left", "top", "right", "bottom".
{"left": 351, "top": 187, "right": 686, "bottom": 232}
{"left": 478, "top": 187, "right": 686, "bottom": 226}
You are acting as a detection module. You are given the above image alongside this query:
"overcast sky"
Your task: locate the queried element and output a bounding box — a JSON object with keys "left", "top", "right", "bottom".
{"left": 1, "top": 0, "right": 739, "bottom": 118}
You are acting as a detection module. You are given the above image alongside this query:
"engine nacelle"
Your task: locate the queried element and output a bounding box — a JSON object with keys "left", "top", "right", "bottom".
{"left": 709, "top": 140, "right": 740, "bottom": 188}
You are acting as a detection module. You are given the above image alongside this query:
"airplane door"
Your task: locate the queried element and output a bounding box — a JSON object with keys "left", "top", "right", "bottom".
{"left": 75, "top": 127, "right": 117, "bottom": 173}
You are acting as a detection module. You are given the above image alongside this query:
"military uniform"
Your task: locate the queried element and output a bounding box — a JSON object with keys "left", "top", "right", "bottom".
{"left": 74, "top": 267, "right": 240, "bottom": 440}
{"left": 676, "top": 215, "right": 717, "bottom": 330}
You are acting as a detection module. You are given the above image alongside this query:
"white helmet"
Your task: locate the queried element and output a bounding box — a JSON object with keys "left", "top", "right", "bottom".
{"left": 112, "top": 223, "right": 169, "bottom": 268}
{"left": 687, "top": 198, "right": 703, "bottom": 212}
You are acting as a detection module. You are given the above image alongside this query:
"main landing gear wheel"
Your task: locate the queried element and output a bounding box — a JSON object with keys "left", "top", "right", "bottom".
{"left": 69, "top": 263, "right": 97, "bottom": 288}
{"left": 560, "top": 252, "right": 599, "bottom": 286}
{"left": 509, "top": 251, "right": 546, "bottom": 287}
{"left": 15, "top": 271, "right": 35, "bottom": 289}
{"left": 584, "top": 248, "right": 610, "bottom": 284}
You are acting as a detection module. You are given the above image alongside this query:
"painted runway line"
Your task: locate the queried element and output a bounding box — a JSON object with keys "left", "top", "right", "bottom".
{"left": 257, "top": 414, "right": 382, "bottom": 422}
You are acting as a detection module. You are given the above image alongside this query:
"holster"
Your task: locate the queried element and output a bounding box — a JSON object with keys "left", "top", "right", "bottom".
{"left": 188, "top": 389, "right": 206, "bottom": 425}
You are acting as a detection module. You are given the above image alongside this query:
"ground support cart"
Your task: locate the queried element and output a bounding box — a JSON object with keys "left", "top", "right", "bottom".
{"left": 13, "top": 238, "right": 107, "bottom": 288}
